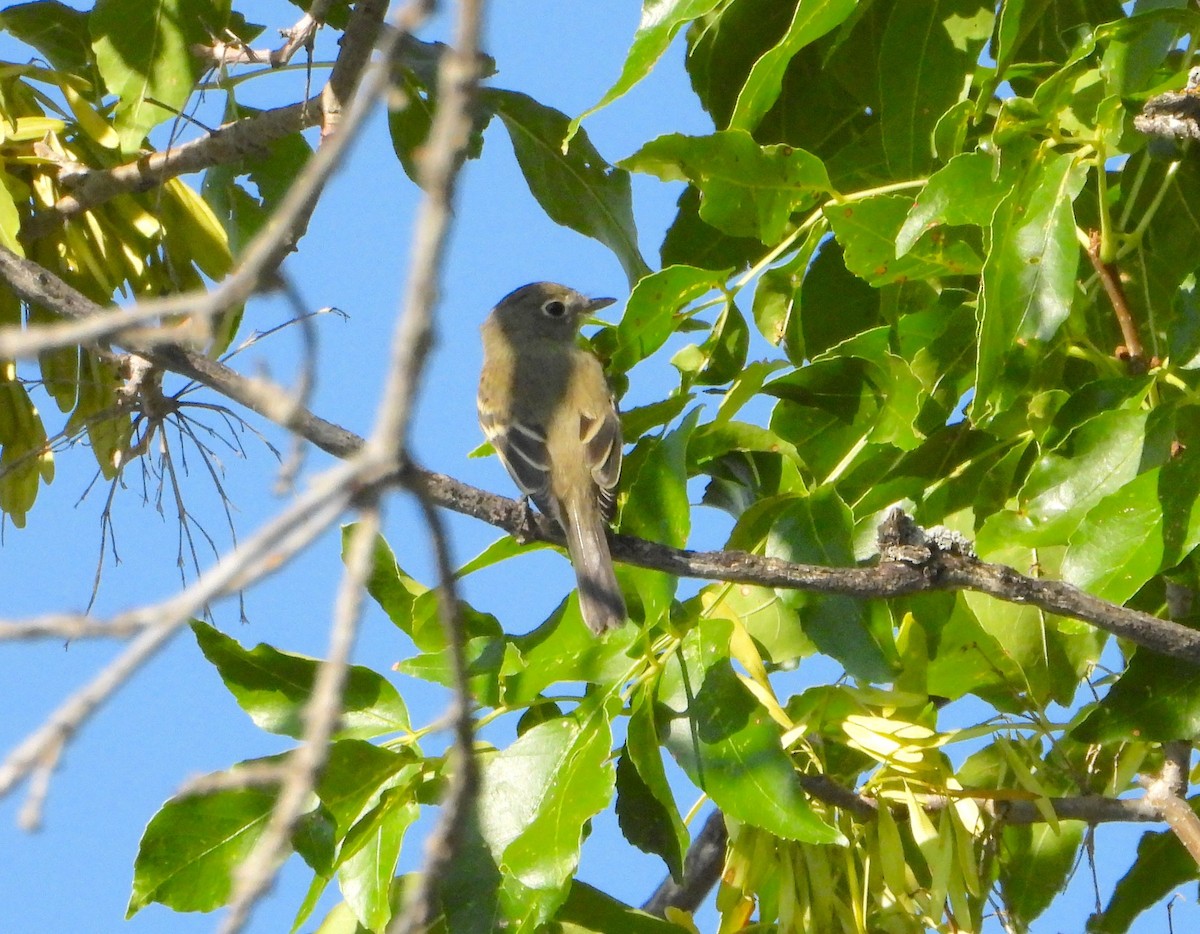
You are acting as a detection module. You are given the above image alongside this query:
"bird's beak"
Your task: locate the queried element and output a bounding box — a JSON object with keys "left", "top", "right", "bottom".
{"left": 582, "top": 296, "right": 617, "bottom": 328}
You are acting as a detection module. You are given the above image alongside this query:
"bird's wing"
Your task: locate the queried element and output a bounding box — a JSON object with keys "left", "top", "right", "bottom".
{"left": 479, "top": 409, "right": 559, "bottom": 521}
{"left": 580, "top": 397, "right": 622, "bottom": 522}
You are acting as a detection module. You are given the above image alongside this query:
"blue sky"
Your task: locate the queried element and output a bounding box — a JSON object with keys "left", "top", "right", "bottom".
{"left": 0, "top": 1, "right": 1195, "bottom": 932}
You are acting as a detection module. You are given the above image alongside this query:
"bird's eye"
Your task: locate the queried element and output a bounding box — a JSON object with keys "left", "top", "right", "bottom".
{"left": 543, "top": 300, "right": 567, "bottom": 318}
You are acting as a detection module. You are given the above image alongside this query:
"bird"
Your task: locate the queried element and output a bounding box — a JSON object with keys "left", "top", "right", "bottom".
{"left": 477, "top": 282, "right": 627, "bottom": 634}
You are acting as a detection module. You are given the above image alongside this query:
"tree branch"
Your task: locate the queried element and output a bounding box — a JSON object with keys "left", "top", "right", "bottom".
{"left": 23, "top": 0, "right": 388, "bottom": 240}
{"left": 1, "top": 244, "right": 1197, "bottom": 667}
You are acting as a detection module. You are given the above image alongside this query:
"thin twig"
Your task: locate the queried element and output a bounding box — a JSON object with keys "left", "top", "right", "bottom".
{"left": 0, "top": 456, "right": 361, "bottom": 797}
{"left": 220, "top": 508, "right": 381, "bottom": 934}
{"left": 1086, "top": 227, "right": 1146, "bottom": 369}
{"left": 388, "top": 491, "right": 477, "bottom": 934}
{"left": 192, "top": 8, "right": 323, "bottom": 68}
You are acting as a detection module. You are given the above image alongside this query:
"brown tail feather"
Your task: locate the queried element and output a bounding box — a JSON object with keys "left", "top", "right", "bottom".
{"left": 563, "top": 497, "right": 626, "bottom": 634}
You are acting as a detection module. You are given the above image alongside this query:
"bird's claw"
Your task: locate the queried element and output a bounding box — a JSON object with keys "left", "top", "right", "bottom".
{"left": 513, "top": 496, "right": 537, "bottom": 545}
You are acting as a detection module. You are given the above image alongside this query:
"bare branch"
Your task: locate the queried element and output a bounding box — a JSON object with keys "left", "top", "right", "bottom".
{"left": 220, "top": 508, "right": 381, "bottom": 934}
{"left": 643, "top": 810, "right": 727, "bottom": 917}
{"left": 388, "top": 491, "right": 478, "bottom": 934}
{"left": 0, "top": 456, "right": 362, "bottom": 797}
{"left": 193, "top": 11, "right": 321, "bottom": 69}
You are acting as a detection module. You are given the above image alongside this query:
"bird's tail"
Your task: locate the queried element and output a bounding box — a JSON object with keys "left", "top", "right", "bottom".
{"left": 563, "top": 496, "right": 626, "bottom": 635}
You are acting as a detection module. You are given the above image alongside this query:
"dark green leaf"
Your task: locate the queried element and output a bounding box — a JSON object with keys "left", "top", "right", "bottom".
{"left": 1073, "top": 650, "right": 1200, "bottom": 743}
{"left": 191, "top": 621, "right": 410, "bottom": 740}
{"left": 486, "top": 89, "right": 649, "bottom": 286}
{"left": 660, "top": 185, "right": 763, "bottom": 271}
{"left": 795, "top": 237, "right": 880, "bottom": 359}
{"left": 728, "top": 0, "right": 858, "bottom": 132}
{"left": 556, "top": 880, "right": 690, "bottom": 932}
{"left": 1, "top": 1, "right": 99, "bottom": 91}
{"left": 616, "top": 689, "right": 689, "bottom": 881}
{"left": 767, "top": 490, "right": 897, "bottom": 681}
{"left": 999, "top": 821, "right": 1085, "bottom": 924}
{"left": 879, "top": 0, "right": 993, "bottom": 176}
{"left": 1088, "top": 825, "right": 1200, "bottom": 932}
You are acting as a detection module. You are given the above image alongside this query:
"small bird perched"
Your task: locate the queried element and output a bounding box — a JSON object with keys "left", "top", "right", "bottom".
{"left": 477, "top": 282, "right": 627, "bottom": 634}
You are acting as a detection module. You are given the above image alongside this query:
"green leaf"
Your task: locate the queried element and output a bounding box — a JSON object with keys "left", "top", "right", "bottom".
{"left": 617, "top": 406, "right": 699, "bottom": 621}
{"left": 556, "top": 880, "right": 690, "bottom": 932}
{"left": 128, "top": 781, "right": 276, "bottom": 915}
{"left": 728, "top": 0, "right": 858, "bottom": 131}
{"left": 477, "top": 698, "right": 618, "bottom": 907}
{"left": 999, "top": 820, "right": 1085, "bottom": 925}
{"left": 825, "top": 194, "right": 981, "bottom": 286}
{"left": 609, "top": 265, "right": 728, "bottom": 374}
{"left": 500, "top": 601, "right": 641, "bottom": 706}
{"left": 486, "top": 89, "right": 649, "bottom": 286}
{"left": 766, "top": 490, "right": 896, "bottom": 681}
{"left": 316, "top": 740, "right": 420, "bottom": 841}
{"left": 620, "top": 394, "right": 695, "bottom": 442}
{"left": 337, "top": 787, "right": 419, "bottom": 933}
{"left": 1, "top": 0, "right": 99, "bottom": 92}
{"left": 975, "top": 152, "right": 1087, "bottom": 413}
{"left": 1073, "top": 650, "right": 1200, "bottom": 743}
{"left": 191, "top": 621, "right": 410, "bottom": 741}
{"left": 349, "top": 529, "right": 426, "bottom": 637}
{"left": 90, "top": 0, "right": 219, "bottom": 153}
{"left": 751, "top": 224, "right": 824, "bottom": 351}
{"left": 656, "top": 618, "right": 843, "bottom": 843}
{"left": 1061, "top": 470, "right": 1163, "bottom": 604}
{"left": 704, "top": 581, "right": 813, "bottom": 666}
{"left": 897, "top": 152, "right": 1018, "bottom": 255}
{"left": 990, "top": 409, "right": 1149, "bottom": 548}
{"left": 616, "top": 688, "right": 690, "bottom": 881}
{"left": 1089, "top": 825, "right": 1200, "bottom": 933}
{"left": 672, "top": 298, "right": 749, "bottom": 386}
{"left": 568, "top": 0, "right": 724, "bottom": 140}
{"left": 621, "top": 130, "right": 831, "bottom": 243}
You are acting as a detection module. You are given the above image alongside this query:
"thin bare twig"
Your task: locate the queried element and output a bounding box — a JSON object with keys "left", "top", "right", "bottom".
{"left": 193, "top": 8, "right": 323, "bottom": 69}
{"left": 388, "top": 491, "right": 477, "bottom": 934}
{"left": 0, "top": 456, "right": 362, "bottom": 797}
{"left": 1, "top": 0, "right": 391, "bottom": 359}
{"left": 220, "top": 508, "right": 381, "bottom": 934}
{"left": 1086, "top": 228, "right": 1146, "bottom": 368}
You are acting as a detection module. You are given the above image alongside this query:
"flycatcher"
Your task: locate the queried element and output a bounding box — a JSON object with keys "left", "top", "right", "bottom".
{"left": 478, "top": 282, "right": 627, "bottom": 634}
